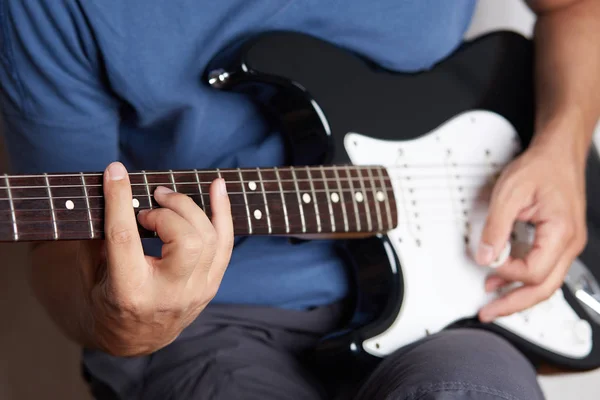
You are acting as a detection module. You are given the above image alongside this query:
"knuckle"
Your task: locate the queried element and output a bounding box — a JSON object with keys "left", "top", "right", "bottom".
{"left": 107, "top": 226, "right": 135, "bottom": 245}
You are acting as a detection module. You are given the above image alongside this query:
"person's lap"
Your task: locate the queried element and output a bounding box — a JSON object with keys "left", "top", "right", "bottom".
{"left": 82, "top": 302, "right": 545, "bottom": 400}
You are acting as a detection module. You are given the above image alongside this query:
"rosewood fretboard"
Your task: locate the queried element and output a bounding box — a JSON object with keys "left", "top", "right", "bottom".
{"left": 0, "top": 165, "right": 398, "bottom": 242}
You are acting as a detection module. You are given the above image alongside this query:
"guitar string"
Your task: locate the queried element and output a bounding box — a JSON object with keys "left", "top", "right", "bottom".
{"left": 0, "top": 204, "right": 470, "bottom": 218}
{"left": 0, "top": 205, "right": 473, "bottom": 235}
{"left": 0, "top": 174, "right": 497, "bottom": 194}
{"left": 0, "top": 167, "right": 494, "bottom": 232}
{"left": 0, "top": 202, "right": 475, "bottom": 229}
{"left": 0, "top": 162, "right": 506, "bottom": 180}
{"left": 0, "top": 180, "right": 488, "bottom": 221}
{"left": 0, "top": 186, "right": 484, "bottom": 211}
{"left": 0, "top": 216, "right": 470, "bottom": 233}
{"left": 0, "top": 186, "right": 486, "bottom": 203}
{"left": 0, "top": 171, "right": 499, "bottom": 188}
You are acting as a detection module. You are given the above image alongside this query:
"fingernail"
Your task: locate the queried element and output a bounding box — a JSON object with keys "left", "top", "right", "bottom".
{"left": 218, "top": 178, "right": 227, "bottom": 196}
{"left": 154, "top": 186, "right": 174, "bottom": 195}
{"left": 137, "top": 209, "right": 150, "bottom": 216}
{"left": 477, "top": 243, "right": 495, "bottom": 265}
{"left": 107, "top": 162, "right": 126, "bottom": 181}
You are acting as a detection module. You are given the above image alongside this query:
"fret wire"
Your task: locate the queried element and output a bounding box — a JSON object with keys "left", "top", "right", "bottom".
{"left": 274, "top": 167, "right": 290, "bottom": 234}
{"left": 142, "top": 171, "right": 153, "bottom": 209}
{"left": 4, "top": 174, "right": 18, "bottom": 240}
{"left": 142, "top": 171, "right": 157, "bottom": 237}
{"left": 305, "top": 166, "right": 321, "bottom": 233}
{"left": 345, "top": 165, "right": 361, "bottom": 231}
{"left": 44, "top": 173, "right": 58, "bottom": 240}
{"left": 378, "top": 167, "right": 394, "bottom": 230}
{"left": 320, "top": 166, "right": 335, "bottom": 233}
{"left": 237, "top": 168, "right": 253, "bottom": 235}
{"left": 256, "top": 168, "right": 272, "bottom": 234}
{"left": 194, "top": 169, "right": 206, "bottom": 210}
{"left": 290, "top": 167, "right": 306, "bottom": 233}
{"left": 357, "top": 168, "right": 372, "bottom": 231}
{"left": 169, "top": 170, "right": 177, "bottom": 192}
{"left": 80, "top": 172, "right": 95, "bottom": 239}
{"left": 333, "top": 167, "right": 349, "bottom": 232}
{"left": 367, "top": 167, "right": 383, "bottom": 232}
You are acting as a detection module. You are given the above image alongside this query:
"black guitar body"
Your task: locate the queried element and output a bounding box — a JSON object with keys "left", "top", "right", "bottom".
{"left": 205, "top": 30, "right": 600, "bottom": 373}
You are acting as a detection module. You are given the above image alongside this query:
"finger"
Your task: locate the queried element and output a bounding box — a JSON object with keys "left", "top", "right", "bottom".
{"left": 137, "top": 207, "right": 202, "bottom": 281}
{"left": 479, "top": 251, "right": 572, "bottom": 322}
{"left": 152, "top": 186, "right": 214, "bottom": 235}
{"left": 477, "top": 185, "right": 529, "bottom": 266}
{"left": 485, "top": 275, "right": 509, "bottom": 292}
{"left": 152, "top": 186, "right": 217, "bottom": 279}
{"left": 493, "top": 218, "right": 568, "bottom": 285}
{"left": 103, "top": 162, "right": 146, "bottom": 281}
{"left": 517, "top": 204, "right": 538, "bottom": 221}
{"left": 206, "top": 178, "right": 234, "bottom": 285}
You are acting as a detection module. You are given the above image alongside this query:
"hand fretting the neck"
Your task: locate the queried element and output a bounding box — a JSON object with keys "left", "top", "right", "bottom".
{"left": 0, "top": 166, "right": 397, "bottom": 242}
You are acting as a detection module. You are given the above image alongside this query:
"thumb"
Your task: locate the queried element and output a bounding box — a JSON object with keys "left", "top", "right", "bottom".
{"left": 477, "top": 191, "right": 525, "bottom": 266}
{"left": 103, "top": 162, "right": 146, "bottom": 286}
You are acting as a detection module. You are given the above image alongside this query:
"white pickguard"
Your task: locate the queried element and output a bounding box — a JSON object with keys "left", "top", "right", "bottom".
{"left": 344, "top": 110, "right": 593, "bottom": 360}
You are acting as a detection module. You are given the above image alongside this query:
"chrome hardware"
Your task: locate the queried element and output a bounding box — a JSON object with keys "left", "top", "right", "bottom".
{"left": 208, "top": 69, "right": 231, "bottom": 88}
{"left": 565, "top": 258, "right": 600, "bottom": 324}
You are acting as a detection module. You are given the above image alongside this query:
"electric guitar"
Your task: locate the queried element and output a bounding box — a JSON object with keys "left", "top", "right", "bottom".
{"left": 2, "top": 30, "right": 600, "bottom": 372}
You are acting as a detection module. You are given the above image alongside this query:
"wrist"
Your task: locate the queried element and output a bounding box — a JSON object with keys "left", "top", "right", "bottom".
{"left": 529, "top": 107, "right": 594, "bottom": 169}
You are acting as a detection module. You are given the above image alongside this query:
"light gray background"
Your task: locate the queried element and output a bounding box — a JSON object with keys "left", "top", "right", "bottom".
{"left": 0, "top": 0, "right": 598, "bottom": 398}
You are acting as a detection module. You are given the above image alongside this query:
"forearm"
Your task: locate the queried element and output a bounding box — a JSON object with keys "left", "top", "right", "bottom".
{"left": 528, "top": 0, "right": 600, "bottom": 164}
{"left": 29, "top": 240, "right": 104, "bottom": 348}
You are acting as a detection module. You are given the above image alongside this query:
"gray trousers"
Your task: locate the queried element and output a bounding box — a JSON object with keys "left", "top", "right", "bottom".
{"left": 82, "top": 302, "right": 546, "bottom": 400}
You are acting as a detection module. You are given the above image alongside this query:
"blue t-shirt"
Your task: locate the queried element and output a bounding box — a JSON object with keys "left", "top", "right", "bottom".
{"left": 0, "top": 0, "right": 476, "bottom": 310}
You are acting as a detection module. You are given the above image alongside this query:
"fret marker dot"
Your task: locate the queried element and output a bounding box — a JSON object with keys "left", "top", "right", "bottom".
{"left": 133, "top": 198, "right": 140, "bottom": 208}
{"left": 65, "top": 200, "right": 75, "bottom": 210}
{"left": 376, "top": 191, "right": 385, "bottom": 202}
{"left": 254, "top": 209, "right": 262, "bottom": 220}
{"left": 302, "top": 193, "right": 311, "bottom": 203}
{"left": 248, "top": 181, "right": 257, "bottom": 191}
{"left": 355, "top": 192, "right": 364, "bottom": 202}
{"left": 331, "top": 193, "right": 340, "bottom": 203}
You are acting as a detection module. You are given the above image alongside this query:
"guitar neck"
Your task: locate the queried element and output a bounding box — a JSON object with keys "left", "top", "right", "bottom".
{"left": 0, "top": 165, "right": 398, "bottom": 242}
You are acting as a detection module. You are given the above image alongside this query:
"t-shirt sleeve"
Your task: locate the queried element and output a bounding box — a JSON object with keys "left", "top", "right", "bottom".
{"left": 0, "top": 0, "right": 120, "bottom": 174}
